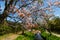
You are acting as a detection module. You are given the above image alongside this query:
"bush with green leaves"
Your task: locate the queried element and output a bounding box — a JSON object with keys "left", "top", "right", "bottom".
{"left": 0, "top": 24, "right": 13, "bottom": 35}
{"left": 48, "top": 17, "right": 60, "bottom": 33}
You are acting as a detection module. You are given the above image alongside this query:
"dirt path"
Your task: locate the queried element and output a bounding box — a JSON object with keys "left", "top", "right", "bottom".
{"left": 51, "top": 32, "right": 60, "bottom": 37}
{"left": 46, "top": 30, "right": 60, "bottom": 37}
{"left": 1, "top": 31, "right": 60, "bottom": 40}
{"left": 0, "top": 34, "right": 19, "bottom": 40}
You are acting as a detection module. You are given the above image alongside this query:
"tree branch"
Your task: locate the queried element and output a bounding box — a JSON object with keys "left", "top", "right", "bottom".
{"left": 0, "top": 0, "right": 14, "bottom": 23}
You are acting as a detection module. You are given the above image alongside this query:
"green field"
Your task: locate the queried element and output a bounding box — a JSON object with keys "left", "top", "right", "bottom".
{"left": 15, "top": 31, "right": 60, "bottom": 40}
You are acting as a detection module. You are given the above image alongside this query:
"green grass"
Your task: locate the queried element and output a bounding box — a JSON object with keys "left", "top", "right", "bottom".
{"left": 16, "top": 31, "right": 60, "bottom": 40}
{"left": 15, "top": 31, "right": 34, "bottom": 40}
{"left": 41, "top": 32, "right": 60, "bottom": 40}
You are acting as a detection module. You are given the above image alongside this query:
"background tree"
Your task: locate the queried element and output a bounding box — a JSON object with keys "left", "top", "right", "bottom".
{"left": 48, "top": 17, "right": 60, "bottom": 33}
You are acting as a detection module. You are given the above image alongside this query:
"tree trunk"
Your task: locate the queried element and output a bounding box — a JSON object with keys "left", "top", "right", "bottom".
{"left": 0, "top": 11, "right": 8, "bottom": 23}
{"left": 0, "top": 0, "right": 14, "bottom": 23}
{"left": 22, "top": 30, "right": 25, "bottom": 35}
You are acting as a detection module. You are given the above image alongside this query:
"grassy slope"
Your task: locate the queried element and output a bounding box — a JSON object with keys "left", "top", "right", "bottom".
{"left": 16, "top": 31, "right": 60, "bottom": 40}
{"left": 41, "top": 32, "right": 60, "bottom": 40}
{"left": 15, "top": 31, "right": 34, "bottom": 40}
{"left": 0, "top": 31, "right": 60, "bottom": 40}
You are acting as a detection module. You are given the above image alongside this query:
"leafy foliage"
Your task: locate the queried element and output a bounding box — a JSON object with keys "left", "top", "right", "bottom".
{"left": 48, "top": 17, "right": 60, "bottom": 33}
{"left": 0, "top": 24, "right": 12, "bottom": 35}
{"left": 0, "top": 21, "right": 22, "bottom": 35}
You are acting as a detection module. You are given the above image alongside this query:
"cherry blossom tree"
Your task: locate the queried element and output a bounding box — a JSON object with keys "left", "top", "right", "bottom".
{"left": 0, "top": 0, "right": 60, "bottom": 34}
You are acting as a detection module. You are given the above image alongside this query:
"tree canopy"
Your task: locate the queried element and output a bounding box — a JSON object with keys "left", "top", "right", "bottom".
{"left": 0, "top": 0, "right": 60, "bottom": 30}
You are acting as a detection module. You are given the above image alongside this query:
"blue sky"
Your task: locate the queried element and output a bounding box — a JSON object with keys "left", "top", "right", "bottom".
{"left": 43, "top": 0, "right": 60, "bottom": 17}
{"left": 54, "top": 7, "right": 60, "bottom": 17}
{"left": 0, "top": 0, "right": 60, "bottom": 17}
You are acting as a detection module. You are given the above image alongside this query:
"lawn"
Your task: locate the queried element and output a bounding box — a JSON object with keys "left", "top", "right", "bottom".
{"left": 16, "top": 31, "right": 60, "bottom": 40}
{"left": 41, "top": 32, "right": 60, "bottom": 40}
{"left": 15, "top": 31, "right": 34, "bottom": 40}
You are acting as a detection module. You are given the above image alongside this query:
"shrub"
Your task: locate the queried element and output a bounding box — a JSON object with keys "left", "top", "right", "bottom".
{"left": 0, "top": 24, "right": 13, "bottom": 35}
